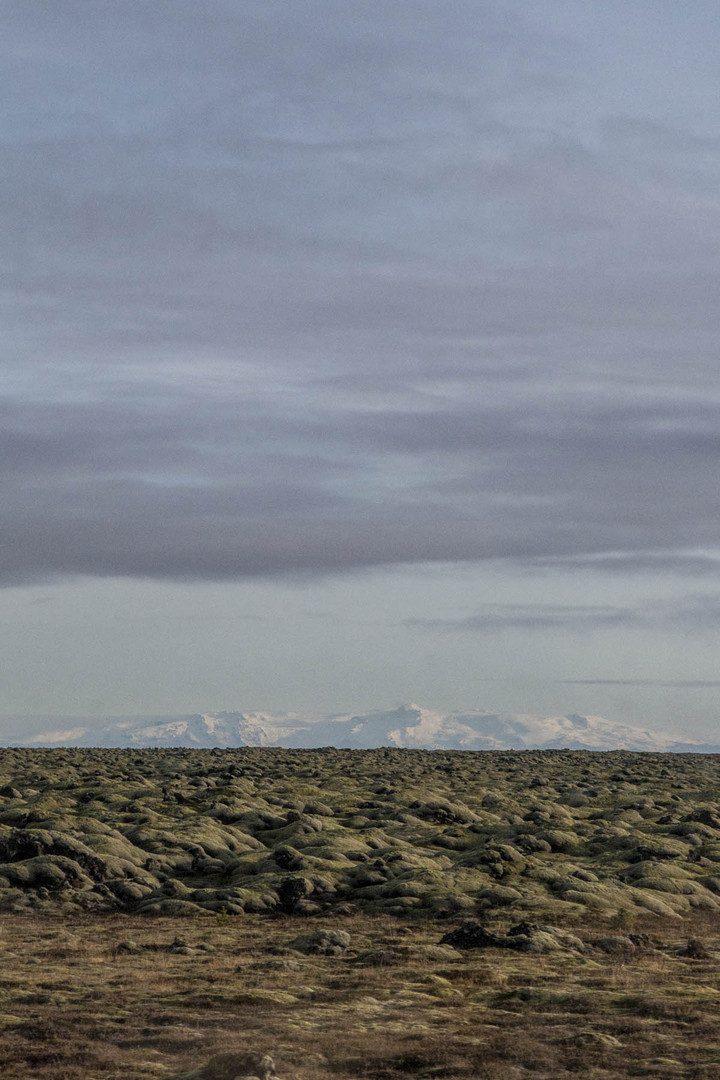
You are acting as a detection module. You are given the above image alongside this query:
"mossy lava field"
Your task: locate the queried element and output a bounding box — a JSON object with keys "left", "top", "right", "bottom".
{"left": 2, "top": 747, "right": 720, "bottom": 1079}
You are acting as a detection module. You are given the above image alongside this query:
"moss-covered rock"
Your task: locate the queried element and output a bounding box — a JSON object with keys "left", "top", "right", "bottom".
{"left": 0, "top": 745, "right": 718, "bottom": 920}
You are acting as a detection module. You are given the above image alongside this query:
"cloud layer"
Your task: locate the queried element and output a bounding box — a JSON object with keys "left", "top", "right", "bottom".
{"left": 3, "top": 2, "right": 720, "bottom": 585}
{"left": 406, "top": 595, "right": 720, "bottom": 634}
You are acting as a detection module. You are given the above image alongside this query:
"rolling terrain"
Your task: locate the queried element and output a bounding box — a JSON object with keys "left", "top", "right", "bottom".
{"left": 0, "top": 745, "right": 720, "bottom": 921}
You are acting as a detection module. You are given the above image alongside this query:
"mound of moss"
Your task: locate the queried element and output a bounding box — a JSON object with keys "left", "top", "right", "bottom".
{"left": 0, "top": 746, "right": 718, "bottom": 921}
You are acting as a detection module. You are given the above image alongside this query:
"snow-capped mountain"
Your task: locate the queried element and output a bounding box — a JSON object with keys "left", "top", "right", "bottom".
{"left": 4, "top": 705, "right": 717, "bottom": 752}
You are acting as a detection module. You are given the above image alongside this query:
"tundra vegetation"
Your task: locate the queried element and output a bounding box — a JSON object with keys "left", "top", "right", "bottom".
{"left": 0, "top": 747, "right": 720, "bottom": 1078}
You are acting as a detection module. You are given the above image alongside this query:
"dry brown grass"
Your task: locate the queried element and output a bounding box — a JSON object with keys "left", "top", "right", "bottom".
{"left": 0, "top": 910, "right": 719, "bottom": 1079}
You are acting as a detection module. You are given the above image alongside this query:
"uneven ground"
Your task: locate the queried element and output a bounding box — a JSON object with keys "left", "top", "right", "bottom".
{"left": 2, "top": 910, "right": 720, "bottom": 1080}
{"left": 2, "top": 746, "right": 720, "bottom": 920}
{"left": 1, "top": 748, "right": 720, "bottom": 1078}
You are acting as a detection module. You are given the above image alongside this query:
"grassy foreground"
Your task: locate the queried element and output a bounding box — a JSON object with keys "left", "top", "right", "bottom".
{"left": 0, "top": 747, "right": 720, "bottom": 1078}
{"left": 2, "top": 909, "right": 720, "bottom": 1079}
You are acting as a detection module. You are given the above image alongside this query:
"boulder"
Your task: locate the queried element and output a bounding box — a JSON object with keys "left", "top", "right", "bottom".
{"left": 440, "top": 920, "right": 582, "bottom": 953}
{"left": 289, "top": 928, "right": 351, "bottom": 955}
{"left": 175, "top": 1052, "right": 275, "bottom": 1080}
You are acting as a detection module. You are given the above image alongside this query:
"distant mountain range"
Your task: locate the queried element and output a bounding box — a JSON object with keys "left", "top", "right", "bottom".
{"left": 4, "top": 705, "right": 719, "bottom": 752}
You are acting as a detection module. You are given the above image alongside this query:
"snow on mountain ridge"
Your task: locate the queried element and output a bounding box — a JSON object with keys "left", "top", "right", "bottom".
{"left": 3, "top": 704, "right": 708, "bottom": 751}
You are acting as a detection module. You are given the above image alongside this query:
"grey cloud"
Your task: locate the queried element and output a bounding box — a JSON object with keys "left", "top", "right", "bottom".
{"left": 3, "top": 371, "right": 720, "bottom": 583}
{"left": 530, "top": 553, "right": 720, "bottom": 577}
{"left": 407, "top": 595, "right": 720, "bottom": 634}
{"left": 563, "top": 679, "right": 720, "bottom": 688}
{"left": 406, "top": 604, "right": 634, "bottom": 633}
{"left": 3, "top": 3, "right": 720, "bottom": 586}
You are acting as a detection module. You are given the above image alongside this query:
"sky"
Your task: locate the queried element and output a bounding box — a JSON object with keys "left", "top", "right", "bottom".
{"left": 3, "top": 1, "right": 720, "bottom": 738}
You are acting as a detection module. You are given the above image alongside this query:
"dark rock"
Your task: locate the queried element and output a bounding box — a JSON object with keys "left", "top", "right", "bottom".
{"left": 681, "top": 937, "right": 711, "bottom": 960}
{"left": 683, "top": 809, "right": 720, "bottom": 831}
{"left": 439, "top": 923, "right": 508, "bottom": 950}
{"left": 441, "top": 920, "right": 581, "bottom": 954}
{"left": 277, "top": 875, "right": 314, "bottom": 913}
{"left": 272, "top": 846, "right": 305, "bottom": 871}
{"left": 628, "top": 933, "right": 653, "bottom": 948}
{"left": 175, "top": 1051, "right": 275, "bottom": 1080}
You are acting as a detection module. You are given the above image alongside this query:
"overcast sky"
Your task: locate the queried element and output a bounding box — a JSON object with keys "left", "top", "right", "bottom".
{"left": 3, "top": 1, "right": 720, "bottom": 737}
